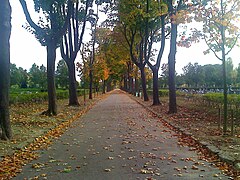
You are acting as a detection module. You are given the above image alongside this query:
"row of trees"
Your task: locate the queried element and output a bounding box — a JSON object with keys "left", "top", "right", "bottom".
{"left": 111, "top": 0, "right": 240, "bottom": 135}
{"left": 10, "top": 61, "right": 70, "bottom": 89}
{"left": 1, "top": 0, "right": 240, "bottom": 139}
{"left": 180, "top": 60, "right": 240, "bottom": 88}
{"left": 159, "top": 59, "right": 240, "bottom": 88}
{"left": 1, "top": 0, "right": 120, "bottom": 139}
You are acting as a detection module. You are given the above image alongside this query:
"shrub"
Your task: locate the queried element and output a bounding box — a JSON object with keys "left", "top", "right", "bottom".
{"left": 9, "top": 88, "right": 87, "bottom": 105}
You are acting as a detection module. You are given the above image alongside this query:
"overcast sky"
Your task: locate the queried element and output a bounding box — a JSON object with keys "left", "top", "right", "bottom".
{"left": 9, "top": 1, "right": 240, "bottom": 75}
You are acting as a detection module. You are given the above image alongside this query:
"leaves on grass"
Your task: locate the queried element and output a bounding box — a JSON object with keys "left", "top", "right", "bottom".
{"left": 0, "top": 99, "right": 97, "bottom": 179}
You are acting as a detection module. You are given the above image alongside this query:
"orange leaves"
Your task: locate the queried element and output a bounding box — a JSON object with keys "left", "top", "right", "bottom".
{"left": 0, "top": 97, "right": 98, "bottom": 179}
{"left": 0, "top": 149, "right": 38, "bottom": 179}
{"left": 103, "top": 68, "right": 109, "bottom": 80}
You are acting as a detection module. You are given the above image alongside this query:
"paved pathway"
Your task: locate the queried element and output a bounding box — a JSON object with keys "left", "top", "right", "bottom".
{"left": 15, "top": 90, "right": 229, "bottom": 179}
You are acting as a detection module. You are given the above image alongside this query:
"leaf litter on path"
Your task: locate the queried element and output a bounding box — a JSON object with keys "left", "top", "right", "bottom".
{"left": 0, "top": 96, "right": 103, "bottom": 179}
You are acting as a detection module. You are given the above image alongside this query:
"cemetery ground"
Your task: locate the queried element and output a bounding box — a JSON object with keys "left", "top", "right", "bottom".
{"left": 0, "top": 90, "right": 239, "bottom": 179}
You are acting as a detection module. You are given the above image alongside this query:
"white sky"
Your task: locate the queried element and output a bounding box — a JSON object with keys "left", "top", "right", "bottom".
{"left": 9, "top": 1, "right": 240, "bottom": 75}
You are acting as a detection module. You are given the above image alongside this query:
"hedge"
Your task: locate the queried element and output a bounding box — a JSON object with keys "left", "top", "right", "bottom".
{"left": 203, "top": 93, "right": 240, "bottom": 105}
{"left": 9, "top": 89, "right": 88, "bottom": 105}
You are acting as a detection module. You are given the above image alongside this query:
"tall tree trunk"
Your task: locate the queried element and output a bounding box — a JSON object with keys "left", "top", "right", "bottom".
{"left": 220, "top": 0, "right": 228, "bottom": 135}
{"left": 89, "top": 69, "right": 93, "bottom": 99}
{"left": 124, "top": 76, "right": 127, "bottom": 91}
{"left": 168, "top": 23, "right": 177, "bottom": 113}
{"left": 135, "top": 76, "right": 139, "bottom": 96}
{"left": 102, "top": 80, "right": 106, "bottom": 94}
{"left": 222, "top": 56, "right": 227, "bottom": 135}
{"left": 129, "top": 76, "right": 133, "bottom": 94}
{"left": 45, "top": 43, "right": 57, "bottom": 115}
{"left": 152, "top": 67, "right": 160, "bottom": 105}
{"left": 0, "top": 1, "right": 12, "bottom": 140}
{"left": 107, "top": 81, "right": 111, "bottom": 92}
{"left": 67, "top": 61, "right": 79, "bottom": 105}
{"left": 60, "top": 1, "right": 89, "bottom": 106}
{"left": 140, "top": 67, "right": 149, "bottom": 101}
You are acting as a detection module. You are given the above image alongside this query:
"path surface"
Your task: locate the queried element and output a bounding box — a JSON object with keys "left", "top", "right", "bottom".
{"left": 15, "top": 90, "right": 229, "bottom": 180}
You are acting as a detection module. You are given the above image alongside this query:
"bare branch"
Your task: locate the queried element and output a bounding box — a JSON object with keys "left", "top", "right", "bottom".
{"left": 19, "top": 0, "right": 44, "bottom": 34}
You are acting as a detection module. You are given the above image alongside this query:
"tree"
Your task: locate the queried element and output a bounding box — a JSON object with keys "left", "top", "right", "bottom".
{"left": 199, "top": 0, "right": 240, "bottom": 135}
{"left": 9, "top": 64, "right": 29, "bottom": 88}
{"left": 19, "top": 0, "right": 73, "bottom": 115}
{"left": 145, "top": 0, "right": 167, "bottom": 105}
{"left": 167, "top": 0, "right": 178, "bottom": 113}
{"left": 167, "top": 0, "right": 200, "bottom": 113}
{"left": 95, "top": 28, "right": 111, "bottom": 93}
{"left": 202, "top": 64, "right": 222, "bottom": 87}
{"left": 10, "top": 64, "right": 20, "bottom": 87}
{"left": 226, "top": 58, "right": 234, "bottom": 86}
{"left": 0, "top": 0, "right": 12, "bottom": 140}
{"left": 236, "top": 63, "right": 240, "bottom": 86}
{"left": 160, "top": 63, "right": 169, "bottom": 88}
{"left": 18, "top": 67, "right": 28, "bottom": 88}
{"left": 29, "top": 63, "right": 47, "bottom": 88}
{"left": 60, "top": 0, "right": 91, "bottom": 105}
{"left": 182, "top": 62, "right": 203, "bottom": 87}
{"left": 118, "top": 0, "right": 152, "bottom": 101}
{"left": 88, "top": 4, "right": 99, "bottom": 99}
{"left": 56, "top": 59, "right": 69, "bottom": 89}
{"left": 38, "top": 65, "right": 47, "bottom": 89}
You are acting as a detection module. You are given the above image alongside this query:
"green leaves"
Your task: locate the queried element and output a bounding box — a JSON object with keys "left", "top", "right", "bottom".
{"left": 33, "top": 0, "right": 67, "bottom": 13}
{"left": 200, "top": 0, "right": 240, "bottom": 55}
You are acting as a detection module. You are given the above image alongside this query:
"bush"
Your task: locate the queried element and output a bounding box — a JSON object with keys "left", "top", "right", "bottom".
{"left": 203, "top": 93, "right": 240, "bottom": 105}
{"left": 9, "top": 88, "right": 87, "bottom": 105}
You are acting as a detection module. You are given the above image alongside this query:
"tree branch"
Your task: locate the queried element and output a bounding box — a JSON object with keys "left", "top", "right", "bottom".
{"left": 226, "top": 35, "right": 240, "bottom": 56}
{"left": 19, "top": 0, "right": 44, "bottom": 34}
{"left": 78, "top": 0, "right": 90, "bottom": 52}
{"left": 55, "top": 0, "right": 73, "bottom": 40}
{"left": 204, "top": 35, "right": 222, "bottom": 61}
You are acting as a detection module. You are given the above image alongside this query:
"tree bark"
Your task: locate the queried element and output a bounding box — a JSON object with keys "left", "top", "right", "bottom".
{"left": 152, "top": 67, "right": 160, "bottom": 105}
{"left": 129, "top": 76, "right": 133, "bottom": 94}
{"left": 220, "top": 0, "right": 228, "bottom": 135}
{"left": 140, "top": 67, "right": 149, "bottom": 101}
{"left": 61, "top": 1, "right": 89, "bottom": 106}
{"left": 107, "top": 81, "right": 111, "bottom": 92}
{"left": 222, "top": 56, "right": 228, "bottom": 135}
{"left": 67, "top": 61, "right": 79, "bottom": 105}
{"left": 0, "top": 1, "right": 12, "bottom": 140}
{"left": 124, "top": 76, "right": 127, "bottom": 91}
{"left": 20, "top": 0, "right": 73, "bottom": 116}
{"left": 135, "top": 76, "right": 139, "bottom": 96}
{"left": 168, "top": 22, "right": 177, "bottom": 113}
{"left": 102, "top": 80, "right": 106, "bottom": 94}
{"left": 89, "top": 69, "right": 93, "bottom": 99}
{"left": 45, "top": 42, "right": 57, "bottom": 116}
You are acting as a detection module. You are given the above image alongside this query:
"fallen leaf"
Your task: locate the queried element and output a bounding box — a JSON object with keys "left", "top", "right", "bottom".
{"left": 104, "top": 168, "right": 111, "bottom": 172}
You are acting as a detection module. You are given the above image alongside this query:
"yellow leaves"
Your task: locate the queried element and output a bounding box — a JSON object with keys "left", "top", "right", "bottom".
{"left": 0, "top": 99, "right": 95, "bottom": 179}
{"left": 140, "top": 169, "right": 154, "bottom": 174}
{"left": 32, "top": 163, "right": 44, "bottom": 169}
{"left": 158, "top": 2, "right": 168, "bottom": 16}
{"left": 104, "top": 168, "right": 111, "bottom": 172}
{"left": 171, "top": 10, "right": 192, "bottom": 25}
